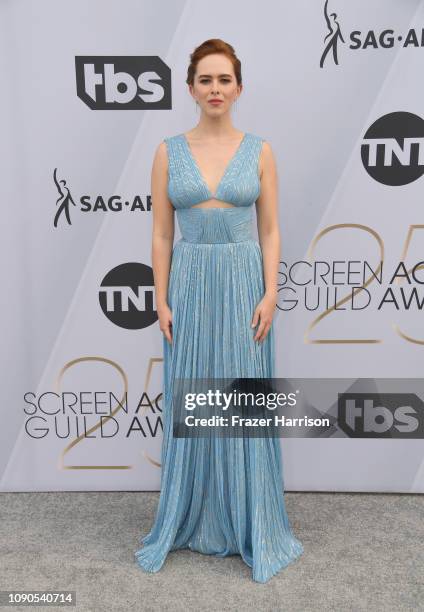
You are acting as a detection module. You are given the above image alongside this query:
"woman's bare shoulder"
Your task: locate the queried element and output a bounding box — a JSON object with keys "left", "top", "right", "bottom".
{"left": 257, "top": 138, "right": 276, "bottom": 179}
{"left": 155, "top": 133, "right": 180, "bottom": 160}
{"left": 153, "top": 138, "right": 171, "bottom": 164}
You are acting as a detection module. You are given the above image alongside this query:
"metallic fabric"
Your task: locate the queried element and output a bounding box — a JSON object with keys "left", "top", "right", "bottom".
{"left": 135, "top": 133, "right": 303, "bottom": 583}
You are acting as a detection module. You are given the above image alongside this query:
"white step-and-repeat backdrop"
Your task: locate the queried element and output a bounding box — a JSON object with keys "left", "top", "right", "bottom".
{"left": 1, "top": 0, "right": 424, "bottom": 492}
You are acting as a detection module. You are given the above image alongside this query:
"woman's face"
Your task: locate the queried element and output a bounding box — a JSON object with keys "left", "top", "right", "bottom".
{"left": 190, "top": 53, "right": 242, "bottom": 116}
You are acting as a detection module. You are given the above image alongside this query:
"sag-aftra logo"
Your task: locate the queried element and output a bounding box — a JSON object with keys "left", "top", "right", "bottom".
{"left": 320, "top": 0, "right": 424, "bottom": 67}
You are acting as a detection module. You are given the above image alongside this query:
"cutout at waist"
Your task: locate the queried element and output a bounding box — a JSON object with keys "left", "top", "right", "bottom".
{"left": 191, "top": 198, "right": 236, "bottom": 209}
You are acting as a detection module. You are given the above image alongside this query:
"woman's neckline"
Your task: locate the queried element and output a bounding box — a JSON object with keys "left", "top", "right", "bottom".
{"left": 181, "top": 131, "right": 248, "bottom": 199}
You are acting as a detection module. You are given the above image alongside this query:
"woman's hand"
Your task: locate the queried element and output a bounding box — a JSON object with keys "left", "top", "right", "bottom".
{"left": 251, "top": 292, "right": 277, "bottom": 343}
{"left": 158, "top": 303, "right": 173, "bottom": 345}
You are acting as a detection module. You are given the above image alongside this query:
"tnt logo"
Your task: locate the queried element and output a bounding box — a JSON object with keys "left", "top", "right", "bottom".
{"left": 361, "top": 112, "right": 424, "bottom": 186}
{"left": 99, "top": 262, "right": 157, "bottom": 329}
{"left": 75, "top": 56, "right": 171, "bottom": 110}
{"left": 338, "top": 393, "right": 423, "bottom": 438}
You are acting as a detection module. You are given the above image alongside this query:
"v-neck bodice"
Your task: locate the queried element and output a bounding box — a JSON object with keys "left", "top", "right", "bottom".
{"left": 181, "top": 132, "right": 247, "bottom": 200}
{"left": 164, "top": 132, "right": 264, "bottom": 209}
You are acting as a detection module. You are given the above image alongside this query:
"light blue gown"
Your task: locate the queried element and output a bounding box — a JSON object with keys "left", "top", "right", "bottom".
{"left": 135, "top": 132, "right": 304, "bottom": 583}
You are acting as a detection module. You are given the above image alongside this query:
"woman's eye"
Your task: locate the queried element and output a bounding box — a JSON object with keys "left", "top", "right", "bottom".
{"left": 200, "top": 79, "right": 232, "bottom": 84}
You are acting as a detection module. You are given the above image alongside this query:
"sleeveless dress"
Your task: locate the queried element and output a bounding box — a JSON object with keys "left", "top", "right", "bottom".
{"left": 135, "top": 132, "right": 304, "bottom": 583}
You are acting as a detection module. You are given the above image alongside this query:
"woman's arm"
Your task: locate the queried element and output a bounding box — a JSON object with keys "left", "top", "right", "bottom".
{"left": 151, "top": 141, "right": 175, "bottom": 344}
{"left": 256, "top": 140, "right": 280, "bottom": 298}
{"left": 251, "top": 141, "right": 281, "bottom": 342}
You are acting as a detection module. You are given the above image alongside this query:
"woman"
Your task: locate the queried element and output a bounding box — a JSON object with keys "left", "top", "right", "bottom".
{"left": 135, "top": 38, "right": 303, "bottom": 583}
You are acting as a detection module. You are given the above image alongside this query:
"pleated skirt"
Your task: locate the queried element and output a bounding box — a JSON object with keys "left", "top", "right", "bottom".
{"left": 135, "top": 237, "right": 304, "bottom": 583}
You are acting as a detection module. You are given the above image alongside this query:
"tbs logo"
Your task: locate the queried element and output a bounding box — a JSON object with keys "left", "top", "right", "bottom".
{"left": 75, "top": 56, "right": 171, "bottom": 110}
{"left": 338, "top": 393, "right": 423, "bottom": 438}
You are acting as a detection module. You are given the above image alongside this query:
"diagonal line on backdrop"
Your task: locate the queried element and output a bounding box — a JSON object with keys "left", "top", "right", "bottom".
{"left": 0, "top": 0, "right": 193, "bottom": 488}
{"left": 298, "top": 0, "right": 423, "bottom": 280}
{"left": 295, "top": 0, "right": 424, "bottom": 492}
